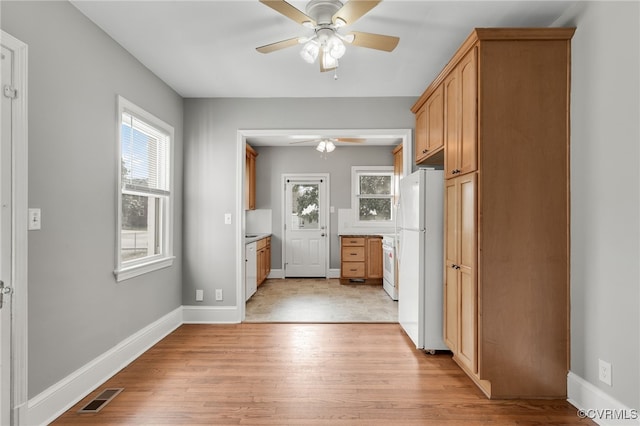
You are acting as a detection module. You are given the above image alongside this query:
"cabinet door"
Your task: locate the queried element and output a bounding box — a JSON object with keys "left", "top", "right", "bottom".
{"left": 444, "top": 68, "right": 460, "bottom": 178}
{"left": 444, "top": 179, "right": 459, "bottom": 352}
{"left": 458, "top": 49, "right": 477, "bottom": 176}
{"left": 426, "top": 84, "right": 444, "bottom": 154}
{"left": 392, "top": 145, "right": 403, "bottom": 205}
{"left": 245, "top": 145, "right": 257, "bottom": 210}
{"left": 265, "top": 238, "right": 271, "bottom": 277}
{"left": 444, "top": 48, "right": 477, "bottom": 179}
{"left": 366, "top": 238, "right": 383, "bottom": 279}
{"left": 456, "top": 173, "right": 477, "bottom": 374}
{"left": 414, "top": 105, "right": 428, "bottom": 163}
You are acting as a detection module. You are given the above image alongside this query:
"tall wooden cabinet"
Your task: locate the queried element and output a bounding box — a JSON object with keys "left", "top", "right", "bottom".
{"left": 414, "top": 28, "right": 575, "bottom": 399}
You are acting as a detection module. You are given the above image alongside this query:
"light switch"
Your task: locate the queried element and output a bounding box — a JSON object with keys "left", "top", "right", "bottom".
{"left": 224, "top": 213, "right": 232, "bottom": 225}
{"left": 28, "top": 208, "right": 41, "bottom": 230}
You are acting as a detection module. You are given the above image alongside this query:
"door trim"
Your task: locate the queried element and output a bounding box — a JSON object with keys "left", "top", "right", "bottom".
{"left": 282, "top": 173, "right": 330, "bottom": 278}
{"left": 1, "top": 30, "right": 28, "bottom": 424}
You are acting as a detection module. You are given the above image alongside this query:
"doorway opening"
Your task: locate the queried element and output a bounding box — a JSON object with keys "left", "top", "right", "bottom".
{"left": 236, "top": 129, "right": 411, "bottom": 322}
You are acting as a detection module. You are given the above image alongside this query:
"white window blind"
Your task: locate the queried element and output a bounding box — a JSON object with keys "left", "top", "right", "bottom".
{"left": 121, "top": 112, "right": 170, "bottom": 196}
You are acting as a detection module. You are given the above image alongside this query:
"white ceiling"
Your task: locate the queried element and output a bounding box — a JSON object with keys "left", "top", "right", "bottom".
{"left": 70, "top": 0, "right": 577, "bottom": 99}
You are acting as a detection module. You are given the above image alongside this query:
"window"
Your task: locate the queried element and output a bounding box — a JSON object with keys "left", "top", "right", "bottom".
{"left": 352, "top": 166, "right": 394, "bottom": 224}
{"left": 115, "top": 96, "right": 174, "bottom": 281}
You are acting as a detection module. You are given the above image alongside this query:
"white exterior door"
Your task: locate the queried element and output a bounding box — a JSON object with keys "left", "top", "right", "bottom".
{"left": 0, "top": 42, "right": 14, "bottom": 426}
{"left": 284, "top": 175, "right": 328, "bottom": 277}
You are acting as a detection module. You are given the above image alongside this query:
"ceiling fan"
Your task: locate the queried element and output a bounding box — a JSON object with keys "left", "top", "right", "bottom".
{"left": 256, "top": 0, "right": 399, "bottom": 73}
{"left": 290, "top": 137, "right": 365, "bottom": 153}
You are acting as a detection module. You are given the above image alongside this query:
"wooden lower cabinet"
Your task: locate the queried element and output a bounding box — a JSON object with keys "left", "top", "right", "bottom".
{"left": 340, "top": 236, "right": 383, "bottom": 283}
{"left": 257, "top": 236, "right": 270, "bottom": 286}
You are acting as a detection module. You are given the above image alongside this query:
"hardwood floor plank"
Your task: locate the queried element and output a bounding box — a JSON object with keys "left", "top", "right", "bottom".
{"left": 52, "top": 324, "right": 593, "bottom": 425}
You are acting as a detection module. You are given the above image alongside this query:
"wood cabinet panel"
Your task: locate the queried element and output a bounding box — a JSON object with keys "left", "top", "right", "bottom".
{"left": 444, "top": 48, "right": 477, "bottom": 179}
{"left": 257, "top": 236, "right": 271, "bottom": 286}
{"left": 415, "top": 85, "right": 445, "bottom": 166}
{"left": 245, "top": 144, "right": 257, "bottom": 210}
{"left": 366, "top": 237, "right": 383, "bottom": 279}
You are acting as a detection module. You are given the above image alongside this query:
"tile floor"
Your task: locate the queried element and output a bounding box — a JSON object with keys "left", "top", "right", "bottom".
{"left": 244, "top": 278, "right": 398, "bottom": 323}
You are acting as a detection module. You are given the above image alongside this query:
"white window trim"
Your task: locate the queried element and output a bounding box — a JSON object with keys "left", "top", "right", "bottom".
{"left": 115, "top": 96, "right": 175, "bottom": 282}
{"left": 351, "top": 165, "right": 395, "bottom": 226}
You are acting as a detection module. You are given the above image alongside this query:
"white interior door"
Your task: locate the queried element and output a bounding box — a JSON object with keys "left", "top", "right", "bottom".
{"left": 284, "top": 176, "right": 328, "bottom": 277}
{"left": 0, "top": 43, "right": 14, "bottom": 426}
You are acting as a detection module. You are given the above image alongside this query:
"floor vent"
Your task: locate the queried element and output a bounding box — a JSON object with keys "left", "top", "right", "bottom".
{"left": 78, "top": 388, "right": 124, "bottom": 413}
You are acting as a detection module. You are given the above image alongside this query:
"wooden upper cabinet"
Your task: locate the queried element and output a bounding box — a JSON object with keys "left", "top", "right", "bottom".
{"left": 445, "top": 48, "right": 477, "bottom": 179}
{"left": 414, "top": 84, "right": 444, "bottom": 165}
{"left": 245, "top": 144, "right": 257, "bottom": 210}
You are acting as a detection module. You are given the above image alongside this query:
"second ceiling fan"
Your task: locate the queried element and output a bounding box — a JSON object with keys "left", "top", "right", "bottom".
{"left": 256, "top": 0, "right": 399, "bottom": 72}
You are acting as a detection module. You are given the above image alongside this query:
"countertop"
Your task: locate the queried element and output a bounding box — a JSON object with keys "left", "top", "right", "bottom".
{"left": 245, "top": 233, "right": 271, "bottom": 244}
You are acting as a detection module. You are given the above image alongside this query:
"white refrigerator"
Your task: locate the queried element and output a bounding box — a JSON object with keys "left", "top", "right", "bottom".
{"left": 397, "top": 169, "right": 447, "bottom": 352}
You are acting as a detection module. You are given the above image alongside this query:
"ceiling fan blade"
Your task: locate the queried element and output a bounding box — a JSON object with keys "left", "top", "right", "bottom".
{"left": 347, "top": 31, "right": 399, "bottom": 52}
{"left": 259, "top": 0, "right": 316, "bottom": 27}
{"left": 256, "top": 37, "right": 301, "bottom": 54}
{"left": 332, "top": 0, "right": 381, "bottom": 26}
{"left": 335, "top": 138, "right": 365, "bottom": 143}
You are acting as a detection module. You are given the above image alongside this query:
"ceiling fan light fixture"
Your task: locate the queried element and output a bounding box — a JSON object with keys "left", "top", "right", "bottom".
{"left": 322, "top": 49, "right": 338, "bottom": 69}
{"left": 327, "top": 35, "right": 346, "bottom": 59}
{"left": 341, "top": 33, "right": 355, "bottom": 44}
{"left": 300, "top": 40, "right": 319, "bottom": 63}
{"left": 325, "top": 141, "right": 336, "bottom": 152}
{"left": 334, "top": 17, "right": 347, "bottom": 27}
{"left": 316, "top": 141, "right": 326, "bottom": 152}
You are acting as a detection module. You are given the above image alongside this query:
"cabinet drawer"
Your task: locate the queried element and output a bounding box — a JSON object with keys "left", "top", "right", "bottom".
{"left": 342, "top": 237, "right": 365, "bottom": 246}
{"left": 342, "top": 262, "right": 365, "bottom": 278}
{"left": 341, "top": 246, "right": 365, "bottom": 261}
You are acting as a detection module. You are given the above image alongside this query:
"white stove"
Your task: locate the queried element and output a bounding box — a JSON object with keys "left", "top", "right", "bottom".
{"left": 381, "top": 235, "right": 397, "bottom": 300}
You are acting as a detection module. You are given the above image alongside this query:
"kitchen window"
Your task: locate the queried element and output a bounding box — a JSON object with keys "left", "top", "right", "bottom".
{"left": 352, "top": 166, "right": 394, "bottom": 224}
{"left": 115, "top": 96, "right": 174, "bottom": 281}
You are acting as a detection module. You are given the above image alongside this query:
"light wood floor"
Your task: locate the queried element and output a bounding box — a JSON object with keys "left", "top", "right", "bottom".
{"left": 245, "top": 278, "right": 398, "bottom": 323}
{"left": 52, "top": 324, "right": 592, "bottom": 425}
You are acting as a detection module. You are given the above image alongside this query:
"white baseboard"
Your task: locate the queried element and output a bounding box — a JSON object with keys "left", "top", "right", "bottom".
{"left": 267, "top": 269, "right": 341, "bottom": 279}
{"left": 26, "top": 307, "right": 183, "bottom": 426}
{"left": 328, "top": 268, "right": 340, "bottom": 278}
{"left": 182, "top": 305, "right": 241, "bottom": 323}
{"left": 567, "top": 371, "right": 639, "bottom": 425}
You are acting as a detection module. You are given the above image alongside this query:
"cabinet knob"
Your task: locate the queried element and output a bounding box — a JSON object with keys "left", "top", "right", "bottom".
{"left": 422, "top": 149, "right": 428, "bottom": 154}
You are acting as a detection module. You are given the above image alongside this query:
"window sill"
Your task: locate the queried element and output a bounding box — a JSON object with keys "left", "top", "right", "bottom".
{"left": 115, "top": 256, "right": 175, "bottom": 282}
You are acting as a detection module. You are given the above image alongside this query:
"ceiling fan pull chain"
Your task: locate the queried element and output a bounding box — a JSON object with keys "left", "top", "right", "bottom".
{"left": 333, "top": 65, "right": 339, "bottom": 80}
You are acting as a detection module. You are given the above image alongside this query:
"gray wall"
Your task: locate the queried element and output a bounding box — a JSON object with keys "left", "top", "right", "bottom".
{"left": 0, "top": 1, "right": 184, "bottom": 398}
{"left": 183, "top": 97, "right": 414, "bottom": 305}
{"left": 254, "top": 145, "right": 395, "bottom": 269}
{"left": 557, "top": 1, "right": 640, "bottom": 410}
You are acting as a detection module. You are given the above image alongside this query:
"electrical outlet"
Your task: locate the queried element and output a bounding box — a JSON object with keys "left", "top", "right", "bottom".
{"left": 215, "top": 289, "right": 223, "bottom": 301}
{"left": 195, "top": 289, "right": 203, "bottom": 302}
{"left": 599, "top": 359, "right": 612, "bottom": 386}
